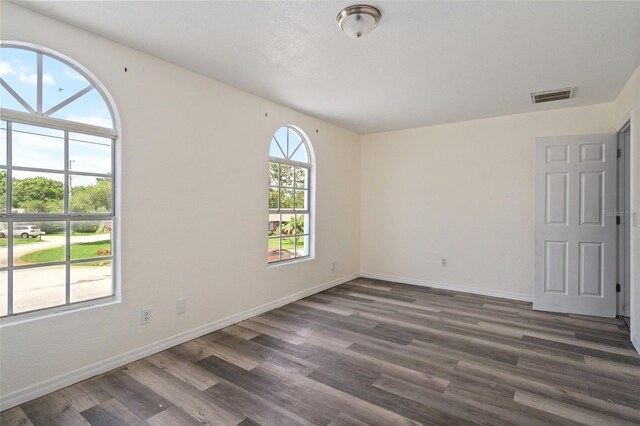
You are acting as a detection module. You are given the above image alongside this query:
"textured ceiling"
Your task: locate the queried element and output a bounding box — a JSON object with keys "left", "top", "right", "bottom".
{"left": 12, "top": 1, "right": 640, "bottom": 134}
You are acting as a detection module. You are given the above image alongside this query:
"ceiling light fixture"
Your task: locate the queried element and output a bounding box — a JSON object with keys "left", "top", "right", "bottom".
{"left": 337, "top": 4, "right": 381, "bottom": 39}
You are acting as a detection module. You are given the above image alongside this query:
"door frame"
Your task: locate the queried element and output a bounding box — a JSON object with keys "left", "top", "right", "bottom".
{"left": 616, "top": 109, "right": 637, "bottom": 352}
{"left": 617, "top": 121, "right": 631, "bottom": 318}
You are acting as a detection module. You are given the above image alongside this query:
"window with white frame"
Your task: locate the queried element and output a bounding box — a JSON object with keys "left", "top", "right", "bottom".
{"left": 0, "top": 43, "right": 117, "bottom": 317}
{"left": 268, "top": 126, "right": 312, "bottom": 263}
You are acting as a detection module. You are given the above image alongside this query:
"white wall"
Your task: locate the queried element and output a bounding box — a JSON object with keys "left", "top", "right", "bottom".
{"left": 0, "top": 3, "right": 361, "bottom": 407}
{"left": 615, "top": 65, "right": 640, "bottom": 352}
{"left": 361, "top": 103, "right": 615, "bottom": 300}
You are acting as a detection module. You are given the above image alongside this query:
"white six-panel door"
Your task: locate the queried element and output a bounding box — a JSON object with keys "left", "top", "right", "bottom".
{"left": 534, "top": 134, "right": 617, "bottom": 317}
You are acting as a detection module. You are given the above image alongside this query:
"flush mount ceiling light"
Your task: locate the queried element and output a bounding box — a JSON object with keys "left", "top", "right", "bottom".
{"left": 337, "top": 4, "right": 381, "bottom": 39}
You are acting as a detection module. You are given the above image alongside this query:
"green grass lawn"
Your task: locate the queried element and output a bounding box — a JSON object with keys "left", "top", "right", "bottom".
{"left": 0, "top": 238, "right": 44, "bottom": 248}
{"left": 20, "top": 240, "right": 111, "bottom": 266}
{"left": 268, "top": 237, "right": 296, "bottom": 250}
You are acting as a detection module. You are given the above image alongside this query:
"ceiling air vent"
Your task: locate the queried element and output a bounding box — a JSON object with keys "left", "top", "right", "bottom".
{"left": 530, "top": 87, "right": 574, "bottom": 104}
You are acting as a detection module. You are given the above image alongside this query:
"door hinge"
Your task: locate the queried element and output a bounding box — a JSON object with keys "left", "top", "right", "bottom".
{"left": 617, "top": 216, "right": 621, "bottom": 225}
{"left": 617, "top": 149, "right": 622, "bottom": 158}
{"left": 616, "top": 283, "right": 621, "bottom": 293}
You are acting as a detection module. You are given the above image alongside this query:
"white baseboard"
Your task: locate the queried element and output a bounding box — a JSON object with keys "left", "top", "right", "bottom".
{"left": 360, "top": 272, "right": 533, "bottom": 302}
{"left": 632, "top": 336, "right": 640, "bottom": 356}
{"left": 0, "top": 272, "right": 359, "bottom": 411}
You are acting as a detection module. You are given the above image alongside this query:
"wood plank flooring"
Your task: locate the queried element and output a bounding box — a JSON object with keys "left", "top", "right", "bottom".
{"left": 3, "top": 278, "right": 640, "bottom": 425}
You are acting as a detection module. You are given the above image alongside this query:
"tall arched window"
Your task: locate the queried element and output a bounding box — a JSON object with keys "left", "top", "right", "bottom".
{"left": 268, "top": 126, "right": 312, "bottom": 263}
{"left": 0, "top": 43, "right": 118, "bottom": 317}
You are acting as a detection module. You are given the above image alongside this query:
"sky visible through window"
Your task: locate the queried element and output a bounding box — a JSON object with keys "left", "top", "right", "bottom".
{"left": 0, "top": 47, "right": 113, "bottom": 186}
{"left": 269, "top": 126, "right": 309, "bottom": 163}
{"left": 0, "top": 47, "right": 113, "bottom": 128}
{"left": 0, "top": 121, "right": 111, "bottom": 187}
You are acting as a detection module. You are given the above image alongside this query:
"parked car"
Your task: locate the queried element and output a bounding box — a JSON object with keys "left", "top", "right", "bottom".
{"left": 0, "top": 225, "right": 46, "bottom": 239}
{"left": 267, "top": 248, "right": 294, "bottom": 262}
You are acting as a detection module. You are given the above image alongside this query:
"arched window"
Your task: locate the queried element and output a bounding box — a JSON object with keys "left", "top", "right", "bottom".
{"left": 268, "top": 126, "right": 312, "bottom": 263}
{"left": 0, "top": 43, "right": 117, "bottom": 317}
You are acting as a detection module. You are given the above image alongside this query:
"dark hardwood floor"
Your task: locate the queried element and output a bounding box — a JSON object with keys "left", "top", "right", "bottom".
{"left": 3, "top": 278, "right": 640, "bottom": 425}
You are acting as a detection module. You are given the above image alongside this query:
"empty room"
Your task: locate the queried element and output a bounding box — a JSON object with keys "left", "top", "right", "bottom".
{"left": 1, "top": 0, "right": 640, "bottom": 425}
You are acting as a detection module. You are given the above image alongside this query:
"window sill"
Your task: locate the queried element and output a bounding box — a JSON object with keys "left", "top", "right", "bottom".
{"left": 268, "top": 255, "right": 314, "bottom": 269}
{"left": 0, "top": 296, "right": 119, "bottom": 327}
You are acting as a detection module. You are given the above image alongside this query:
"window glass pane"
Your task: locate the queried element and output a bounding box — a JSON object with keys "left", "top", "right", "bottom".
{"left": 294, "top": 235, "right": 310, "bottom": 258}
{"left": 42, "top": 54, "right": 91, "bottom": 114}
{"left": 268, "top": 214, "right": 282, "bottom": 237}
{"left": 12, "top": 123, "right": 65, "bottom": 170}
{"left": 14, "top": 221, "right": 64, "bottom": 266}
{"left": 13, "top": 265, "right": 66, "bottom": 314}
{"left": 269, "top": 188, "right": 278, "bottom": 210}
{"left": 279, "top": 214, "right": 296, "bottom": 237}
{"left": 0, "top": 271, "right": 6, "bottom": 317}
{"left": 287, "top": 128, "right": 302, "bottom": 158}
{"left": 294, "top": 167, "right": 307, "bottom": 189}
{"left": 12, "top": 170, "right": 64, "bottom": 214}
{"left": 269, "top": 162, "right": 279, "bottom": 186}
{"left": 0, "top": 221, "right": 6, "bottom": 267}
{"left": 280, "top": 188, "right": 293, "bottom": 209}
{"left": 295, "top": 214, "right": 309, "bottom": 235}
{"left": 268, "top": 237, "right": 281, "bottom": 250}
{"left": 268, "top": 239, "right": 295, "bottom": 262}
{"left": 294, "top": 189, "right": 307, "bottom": 210}
{"left": 0, "top": 120, "right": 7, "bottom": 165}
{"left": 70, "top": 220, "right": 111, "bottom": 261}
{"left": 290, "top": 143, "right": 309, "bottom": 163}
{"left": 50, "top": 88, "right": 113, "bottom": 128}
{"left": 0, "top": 86, "right": 29, "bottom": 112}
{"left": 279, "top": 164, "right": 294, "bottom": 187}
{"left": 70, "top": 260, "right": 112, "bottom": 303}
{"left": 269, "top": 138, "right": 285, "bottom": 159}
{"left": 69, "top": 133, "right": 112, "bottom": 174}
{"left": 267, "top": 238, "right": 281, "bottom": 263}
{"left": 70, "top": 176, "right": 111, "bottom": 214}
{"left": 0, "top": 48, "right": 37, "bottom": 111}
{"left": 273, "top": 127, "right": 287, "bottom": 155}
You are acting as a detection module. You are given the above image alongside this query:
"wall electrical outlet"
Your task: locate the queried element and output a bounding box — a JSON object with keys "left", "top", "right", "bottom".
{"left": 141, "top": 309, "right": 152, "bottom": 325}
{"left": 441, "top": 258, "right": 448, "bottom": 267}
{"left": 331, "top": 261, "right": 336, "bottom": 272}
{"left": 176, "top": 298, "right": 187, "bottom": 315}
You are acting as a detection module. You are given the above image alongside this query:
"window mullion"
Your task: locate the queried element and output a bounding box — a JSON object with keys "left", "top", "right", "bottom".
{"left": 6, "top": 122, "right": 12, "bottom": 314}
{"left": 65, "top": 219, "right": 71, "bottom": 304}
{"left": 37, "top": 53, "right": 43, "bottom": 115}
{"left": 111, "top": 134, "right": 116, "bottom": 217}
{"left": 7, "top": 121, "right": 13, "bottom": 215}
{"left": 64, "top": 132, "right": 70, "bottom": 304}
{"left": 7, "top": 221, "right": 13, "bottom": 316}
{"left": 269, "top": 157, "right": 309, "bottom": 168}
{"left": 6, "top": 165, "right": 111, "bottom": 179}
{"left": 64, "top": 130, "right": 69, "bottom": 214}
